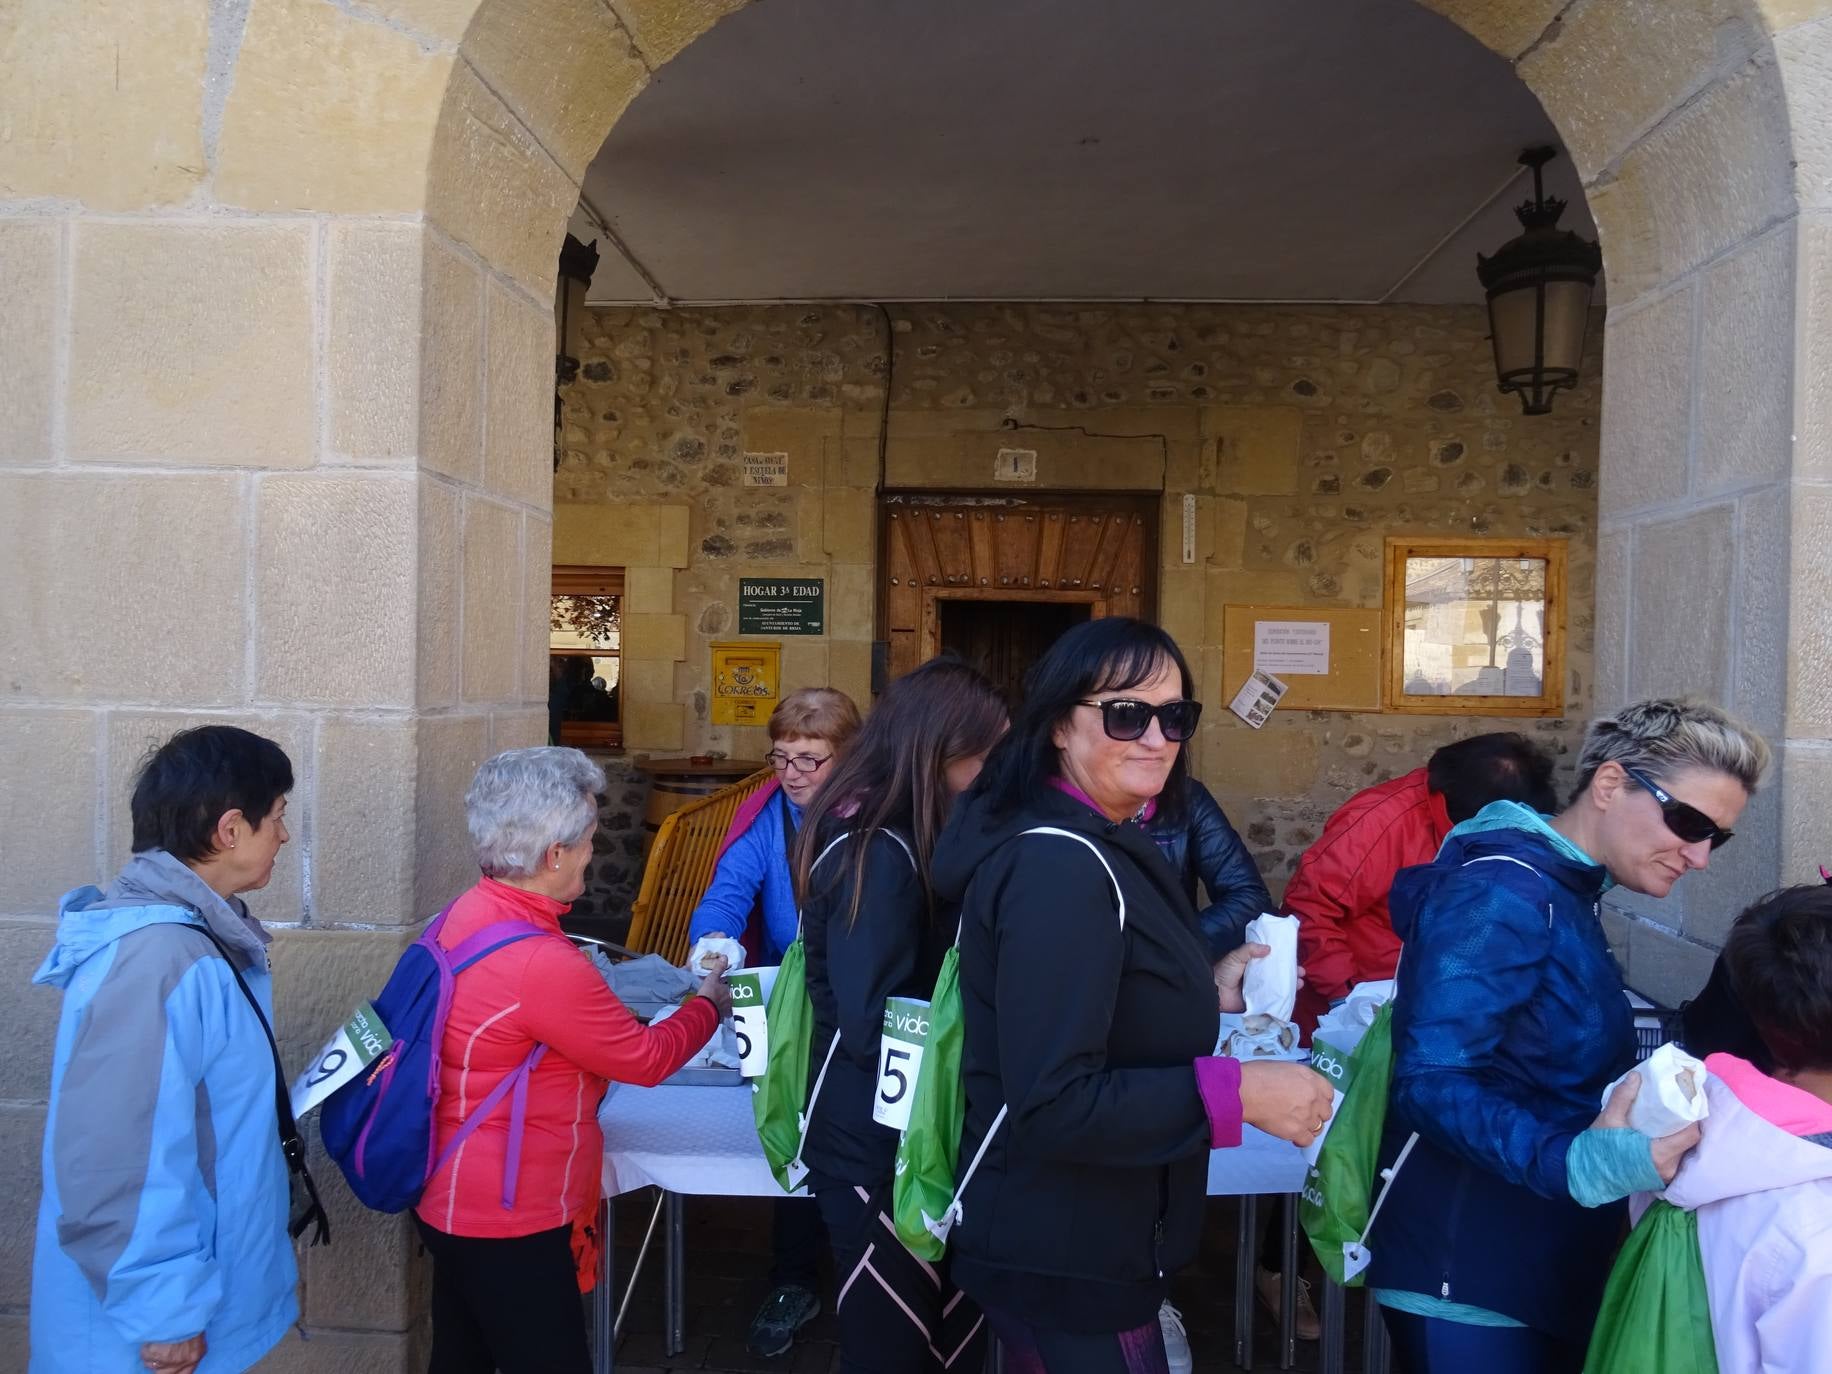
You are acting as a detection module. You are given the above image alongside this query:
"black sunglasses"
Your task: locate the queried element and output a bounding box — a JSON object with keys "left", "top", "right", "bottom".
{"left": 1619, "top": 764, "right": 1734, "bottom": 851}
{"left": 1077, "top": 697, "right": 1203, "bottom": 743}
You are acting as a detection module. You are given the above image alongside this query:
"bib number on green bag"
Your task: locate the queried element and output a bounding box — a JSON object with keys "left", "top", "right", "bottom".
{"left": 875, "top": 997, "right": 931, "bottom": 1130}
{"left": 729, "top": 968, "right": 776, "bottom": 1079}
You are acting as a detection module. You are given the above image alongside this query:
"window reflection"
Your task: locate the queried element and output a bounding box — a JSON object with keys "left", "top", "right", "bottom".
{"left": 1400, "top": 557, "right": 1547, "bottom": 698}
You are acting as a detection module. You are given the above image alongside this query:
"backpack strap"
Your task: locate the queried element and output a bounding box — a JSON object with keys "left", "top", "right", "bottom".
{"left": 931, "top": 827, "right": 1126, "bottom": 1242}
{"left": 1460, "top": 854, "right": 1554, "bottom": 927}
{"left": 189, "top": 925, "right": 332, "bottom": 1247}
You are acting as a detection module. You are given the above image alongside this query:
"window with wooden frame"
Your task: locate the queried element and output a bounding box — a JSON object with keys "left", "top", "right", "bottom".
{"left": 1384, "top": 537, "right": 1567, "bottom": 717}
{"left": 549, "top": 565, "right": 624, "bottom": 749}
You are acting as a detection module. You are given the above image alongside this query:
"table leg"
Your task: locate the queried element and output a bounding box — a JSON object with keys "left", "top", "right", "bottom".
{"left": 592, "top": 1195, "right": 615, "bottom": 1374}
{"left": 1363, "top": 1289, "right": 1389, "bottom": 1374}
{"left": 665, "top": 1190, "right": 686, "bottom": 1357}
{"left": 1279, "top": 1194, "right": 1298, "bottom": 1371}
{"left": 1232, "top": 1194, "right": 1257, "bottom": 1371}
{"left": 1318, "top": 1276, "right": 1345, "bottom": 1374}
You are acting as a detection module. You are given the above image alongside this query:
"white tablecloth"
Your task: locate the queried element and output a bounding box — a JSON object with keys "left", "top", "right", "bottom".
{"left": 599, "top": 1083, "right": 1306, "bottom": 1200}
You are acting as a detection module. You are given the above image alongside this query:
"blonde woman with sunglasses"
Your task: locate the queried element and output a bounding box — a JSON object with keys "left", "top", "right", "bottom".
{"left": 1368, "top": 699, "right": 1770, "bottom": 1374}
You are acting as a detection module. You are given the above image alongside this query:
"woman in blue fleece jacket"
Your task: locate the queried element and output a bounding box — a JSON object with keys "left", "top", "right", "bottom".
{"left": 1368, "top": 700, "right": 1769, "bottom": 1374}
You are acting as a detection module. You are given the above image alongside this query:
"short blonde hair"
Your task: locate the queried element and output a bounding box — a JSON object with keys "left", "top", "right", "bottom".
{"left": 1571, "top": 698, "right": 1771, "bottom": 804}
{"left": 768, "top": 687, "right": 862, "bottom": 748}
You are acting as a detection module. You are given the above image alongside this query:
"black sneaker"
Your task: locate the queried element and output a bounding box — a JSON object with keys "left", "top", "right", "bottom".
{"left": 746, "top": 1283, "right": 821, "bottom": 1358}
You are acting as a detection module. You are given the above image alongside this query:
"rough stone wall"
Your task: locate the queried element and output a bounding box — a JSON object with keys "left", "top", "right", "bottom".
{"left": 556, "top": 301, "right": 1602, "bottom": 894}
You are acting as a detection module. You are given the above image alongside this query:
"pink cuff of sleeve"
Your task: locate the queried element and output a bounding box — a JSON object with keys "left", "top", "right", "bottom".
{"left": 1194, "top": 1055, "right": 1244, "bottom": 1150}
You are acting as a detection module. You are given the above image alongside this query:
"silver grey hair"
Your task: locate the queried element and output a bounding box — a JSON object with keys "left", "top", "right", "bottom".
{"left": 465, "top": 747, "right": 607, "bottom": 878}
{"left": 1570, "top": 698, "right": 1772, "bottom": 805}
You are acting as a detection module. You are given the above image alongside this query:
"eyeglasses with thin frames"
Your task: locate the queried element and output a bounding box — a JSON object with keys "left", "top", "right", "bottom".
{"left": 1618, "top": 763, "right": 1735, "bottom": 851}
{"left": 766, "top": 750, "right": 833, "bottom": 776}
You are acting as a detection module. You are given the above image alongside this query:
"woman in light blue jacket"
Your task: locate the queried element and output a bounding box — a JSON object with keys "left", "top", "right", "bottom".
{"left": 31, "top": 726, "right": 310, "bottom": 1374}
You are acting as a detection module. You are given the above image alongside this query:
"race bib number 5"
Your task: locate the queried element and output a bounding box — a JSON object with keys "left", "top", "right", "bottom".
{"left": 873, "top": 996, "right": 932, "bottom": 1131}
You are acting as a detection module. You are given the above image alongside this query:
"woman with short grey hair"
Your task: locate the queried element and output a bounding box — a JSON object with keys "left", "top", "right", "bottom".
{"left": 1368, "top": 698, "right": 1771, "bottom": 1373}
{"left": 417, "top": 746, "right": 731, "bottom": 1374}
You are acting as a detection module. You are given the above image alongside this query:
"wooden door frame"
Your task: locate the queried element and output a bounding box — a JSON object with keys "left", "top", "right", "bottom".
{"left": 921, "top": 587, "right": 1109, "bottom": 662}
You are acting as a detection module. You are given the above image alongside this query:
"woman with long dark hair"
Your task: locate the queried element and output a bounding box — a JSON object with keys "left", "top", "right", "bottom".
{"left": 930, "top": 617, "right": 1333, "bottom": 1373}
{"left": 794, "top": 655, "right": 1010, "bottom": 1374}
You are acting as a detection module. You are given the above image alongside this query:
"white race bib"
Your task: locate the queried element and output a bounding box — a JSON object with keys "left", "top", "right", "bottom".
{"left": 873, "top": 996, "right": 932, "bottom": 1131}
{"left": 728, "top": 968, "right": 776, "bottom": 1079}
{"left": 289, "top": 1002, "right": 391, "bottom": 1117}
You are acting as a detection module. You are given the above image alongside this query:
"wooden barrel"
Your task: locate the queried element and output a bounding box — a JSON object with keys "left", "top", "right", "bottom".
{"left": 638, "top": 758, "right": 766, "bottom": 857}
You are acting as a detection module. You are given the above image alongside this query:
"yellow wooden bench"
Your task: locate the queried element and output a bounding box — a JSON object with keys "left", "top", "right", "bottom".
{"left": 624, "top": 768, "right": 774, "bottom": 964}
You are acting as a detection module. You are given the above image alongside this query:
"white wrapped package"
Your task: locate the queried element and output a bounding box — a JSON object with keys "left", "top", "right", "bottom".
{"left": 686, "top": 935, "right": 746, "bottom": 977}
{"left": 1241, "top": 913, "right": 1301, "bottom": 1024}
{"left": 1601, "top": 1043, "right": 1710, "bottom": 1138}
{"left": 1311, "top": 979, "right": 1396, "bottom": 1056}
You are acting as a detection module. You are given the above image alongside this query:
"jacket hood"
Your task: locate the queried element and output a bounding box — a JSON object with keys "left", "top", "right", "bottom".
{"left": 1387, "top": 800, "right": 1608, "bottom": 944}
{"left": 1663, "top": 1055, "right": 1832, "bottom": 1209}
{"left": 35, "top": 849, "right": 270, "bottom": 988}
{"left": 933, "top": 779, "right": 1143, "bottom": 905}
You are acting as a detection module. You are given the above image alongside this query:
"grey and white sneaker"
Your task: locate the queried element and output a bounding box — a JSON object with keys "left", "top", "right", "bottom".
{"left": 1158, "top": 1300, "right": 1193, "bottom": 1374}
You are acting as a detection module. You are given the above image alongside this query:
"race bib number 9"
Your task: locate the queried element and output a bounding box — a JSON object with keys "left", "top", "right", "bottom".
{"left": 873, "top": 996, "right": 932, "bottom": 1131}
{"left": 728, "top": 970, "right": 771, "bottom": 1078}
{"left": 289, "top": 1001, "right": 391, "bottom": 1118}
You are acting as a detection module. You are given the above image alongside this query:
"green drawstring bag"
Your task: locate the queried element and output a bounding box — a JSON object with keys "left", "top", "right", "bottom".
{"left": 749, "top": 931, "right": 819, "bottom": 1193}
{"left": 1299, "top": 1000, "right": 1416, "bottom": 1287}
{"left": 1583, "top": 1200, "right": 1718, "bottom": 1374}
{"left": 891, "top": 935, "right": 970, "bottom": 1260}
{"left": 892, "top": 826, "right": 1121, "bottom": 1261}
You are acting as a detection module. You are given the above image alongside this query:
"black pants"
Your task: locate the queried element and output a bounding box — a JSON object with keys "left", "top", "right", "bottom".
{"left": 771, "top": 1193, "right": 827, "bottom": 1287}
{"left": 810, "top": 1171, "right": 987, "bottom": 1374}
{"left": 416, "top": 1216, "right": 590, "bottom": 1374}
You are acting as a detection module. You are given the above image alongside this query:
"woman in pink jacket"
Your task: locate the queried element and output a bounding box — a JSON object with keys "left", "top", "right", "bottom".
{"left": 1658, "top": 884, "right": 1832, "bottom": 1372}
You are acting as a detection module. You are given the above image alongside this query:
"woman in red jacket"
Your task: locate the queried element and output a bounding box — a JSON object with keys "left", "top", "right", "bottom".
{"left": 416, "top": 746, "right": 732, "bottom": 1374}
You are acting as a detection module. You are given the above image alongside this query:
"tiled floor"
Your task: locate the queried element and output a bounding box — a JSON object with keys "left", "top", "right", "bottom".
{"left": 605, "top": 1193, "right": 1373, "bottom": 1374}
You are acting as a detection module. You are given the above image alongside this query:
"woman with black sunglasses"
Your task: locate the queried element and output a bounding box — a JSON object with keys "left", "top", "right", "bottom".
{"left": 1368, "top": 698, "right": 1770, "bottom": 1374}
{"left": 929, "top": 617, "right": 1333, "bottom": 1373}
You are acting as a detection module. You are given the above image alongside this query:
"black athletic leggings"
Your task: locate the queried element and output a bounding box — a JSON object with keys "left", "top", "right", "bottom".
{"left": 415, "top": 1216, "right": 591, "bottom": 1374}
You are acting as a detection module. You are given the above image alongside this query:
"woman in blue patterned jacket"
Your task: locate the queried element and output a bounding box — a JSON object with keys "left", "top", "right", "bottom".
{"left": 1367, "top": 699, "right": 1769, "bottom": 1374}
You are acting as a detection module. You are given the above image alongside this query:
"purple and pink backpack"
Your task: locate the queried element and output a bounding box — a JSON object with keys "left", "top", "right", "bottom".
{"left": 320, "top": 908, "right": 552, "bottom": 1214}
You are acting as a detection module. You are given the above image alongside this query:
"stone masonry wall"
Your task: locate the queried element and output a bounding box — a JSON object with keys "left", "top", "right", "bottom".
{"left": 555, "top": 301, "right": 1602, "bottom": 898}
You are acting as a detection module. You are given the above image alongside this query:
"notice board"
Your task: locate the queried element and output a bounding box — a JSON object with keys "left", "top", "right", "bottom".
{"left": 1221, "top": 605, "right": 1383, "bottom": 712}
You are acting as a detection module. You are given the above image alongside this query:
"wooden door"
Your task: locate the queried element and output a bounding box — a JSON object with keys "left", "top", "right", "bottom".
{"left": 880, "top": 493, "right": 1158, "bottom": 682}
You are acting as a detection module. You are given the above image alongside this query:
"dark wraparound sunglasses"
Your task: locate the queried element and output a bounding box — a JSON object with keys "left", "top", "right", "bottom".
{"left": 1077, "top": 697, "right": 1203, "bottom": 743}
{"left": 1619, "top": 763, "right": 1735, "bottom": 851}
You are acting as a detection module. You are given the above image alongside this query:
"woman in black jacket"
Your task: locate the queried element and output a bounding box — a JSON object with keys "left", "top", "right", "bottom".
{"left": 794, "top": 656, "right": 1009, "bottom": 1374}
{"left": 929, "top": 618, "right": 1333, "bottom": 1373}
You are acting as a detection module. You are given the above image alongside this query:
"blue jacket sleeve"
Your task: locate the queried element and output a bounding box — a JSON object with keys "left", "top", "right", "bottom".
{"left": 52, "top": 933, "right": 230, "bottom": 1344}
{"left": 1388, "top": 868, "right": 1578, "bottom": 1201}
{"left": 1187, "top": 784, "right": 1271, "bottom": 960}
{"left": 687, "top": 819, "right": 772, "bottom": 944}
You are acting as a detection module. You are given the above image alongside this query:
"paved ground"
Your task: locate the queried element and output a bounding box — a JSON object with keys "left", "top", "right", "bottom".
{"left": 606, "top": 1193, "right": 1374, "bottom": 1374}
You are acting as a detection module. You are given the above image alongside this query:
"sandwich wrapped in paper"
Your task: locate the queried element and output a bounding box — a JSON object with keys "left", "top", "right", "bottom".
{"left": 1601, "top": 1043, "right": 1710, "bottom": 1138}
{"left": 1222, "top": 914, "right": 1302, "bottom": 1059}
{"left": 686, "top": 935, "right": 746, "bottom": 977}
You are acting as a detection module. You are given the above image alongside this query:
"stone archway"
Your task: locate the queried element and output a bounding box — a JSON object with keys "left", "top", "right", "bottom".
{"left": 4, "top": 0, "right": 1832, "bottom": 1364}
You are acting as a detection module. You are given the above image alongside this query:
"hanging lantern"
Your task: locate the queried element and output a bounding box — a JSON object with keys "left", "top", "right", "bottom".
{"left": 1477, "top": 146, "right": 1601, "bottom": 416}
{"left": 555, "top": 232, "right": 599, "bottom": 472}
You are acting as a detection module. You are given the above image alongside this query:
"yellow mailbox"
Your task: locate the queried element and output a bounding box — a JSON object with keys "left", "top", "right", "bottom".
{"left": 710, "top": 640, "right": 782, "bottom": 725}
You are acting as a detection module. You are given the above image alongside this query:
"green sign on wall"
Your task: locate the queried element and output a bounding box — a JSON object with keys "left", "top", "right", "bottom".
{"left": 739, "top": 578, "right": 826, "bottom": 636}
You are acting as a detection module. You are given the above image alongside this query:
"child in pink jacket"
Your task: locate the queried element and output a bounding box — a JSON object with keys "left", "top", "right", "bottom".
{"left": 1658, "top": 885, "right": 1832, "bottom": 1373}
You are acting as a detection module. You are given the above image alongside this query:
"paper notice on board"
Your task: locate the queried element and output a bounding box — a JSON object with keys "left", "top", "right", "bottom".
{"left": 1254, "top": 620, "right": 1331, "bottom": 675}
{"left": 1229, "top": 670, "right": 1289, "bottom": 730}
